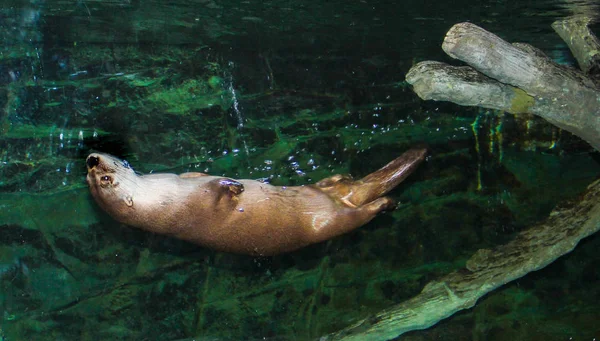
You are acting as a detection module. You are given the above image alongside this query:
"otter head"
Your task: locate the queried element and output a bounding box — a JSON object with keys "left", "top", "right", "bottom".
{"left": 86, "top": 153, "right": 136, "bottom": 216}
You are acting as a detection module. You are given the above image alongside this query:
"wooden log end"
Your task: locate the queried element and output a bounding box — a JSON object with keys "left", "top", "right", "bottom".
{"left": 442, "top": 22, "right": 479, "bottom": 59}
{"left": 406, "top": 61, "right": 534, "bottom": 114}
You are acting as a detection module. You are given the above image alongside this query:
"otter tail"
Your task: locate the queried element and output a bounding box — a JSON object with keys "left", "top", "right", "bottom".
{"left": 347, "top": 147, "right": 427, "bottom": 206}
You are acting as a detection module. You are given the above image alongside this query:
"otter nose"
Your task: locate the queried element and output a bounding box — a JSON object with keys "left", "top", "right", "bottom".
{"left": 87, "top": 155, "right": 100, "bottom": 169}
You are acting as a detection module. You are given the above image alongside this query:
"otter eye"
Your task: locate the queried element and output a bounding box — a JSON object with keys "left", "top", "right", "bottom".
{"left": 101, "top": 175, "right": 111, "bottom": 183}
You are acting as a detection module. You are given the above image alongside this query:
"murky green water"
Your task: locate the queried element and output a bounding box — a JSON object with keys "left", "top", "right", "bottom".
{"left": 0, "top": 0, "right": 599, "bottom": 340}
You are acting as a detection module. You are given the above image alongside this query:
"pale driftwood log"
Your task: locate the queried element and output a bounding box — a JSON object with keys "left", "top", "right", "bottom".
{"left": 324, "top": 180, "right": 600, "bottom": 341}
{"left": 552, "top": 16, "right": 600, "bottom": 79}
{"left": 323, "top": 18, "right": 600, "bottom": 341}
{"left": 406, "top": 19, "right": 600, "bottom": 151}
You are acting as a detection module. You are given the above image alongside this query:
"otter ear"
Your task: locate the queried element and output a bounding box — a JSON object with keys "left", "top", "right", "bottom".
{"left": 217, "top": 178, "right": 245, "bottom": 196}
{"left": 124, "top": 195, "right": 134, "bottom": 207}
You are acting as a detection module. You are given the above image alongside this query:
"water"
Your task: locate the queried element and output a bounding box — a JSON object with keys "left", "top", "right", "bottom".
{"left": 0, "top": 0, "right": 599, "bottom": 340}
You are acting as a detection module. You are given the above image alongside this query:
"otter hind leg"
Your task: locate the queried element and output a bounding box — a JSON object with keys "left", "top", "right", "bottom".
{"left": 307, "top": 197, "right": 395, "bottom": 243}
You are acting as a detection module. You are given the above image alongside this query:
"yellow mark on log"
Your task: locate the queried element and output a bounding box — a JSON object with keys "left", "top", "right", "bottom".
{"left": 509, "top": 88, "right": 535, "bottom": 114}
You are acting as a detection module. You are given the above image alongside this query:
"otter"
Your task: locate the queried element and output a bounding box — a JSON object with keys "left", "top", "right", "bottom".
{"left": 86, "top": 148, "right": 426, "bottom": 256}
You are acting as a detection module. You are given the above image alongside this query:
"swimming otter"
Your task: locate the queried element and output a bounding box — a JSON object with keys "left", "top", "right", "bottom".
{"left": 86, "top": 148, "right": 426, "bottom": 255}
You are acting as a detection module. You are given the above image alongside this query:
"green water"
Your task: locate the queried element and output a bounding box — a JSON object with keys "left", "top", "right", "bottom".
{"left": 0, "top": 0, "right": 599, "bottom": 340}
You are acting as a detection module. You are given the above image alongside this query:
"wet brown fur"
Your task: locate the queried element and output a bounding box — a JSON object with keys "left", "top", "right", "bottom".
{"left": 86, "top": 148, "right": 426, "bottom": 256}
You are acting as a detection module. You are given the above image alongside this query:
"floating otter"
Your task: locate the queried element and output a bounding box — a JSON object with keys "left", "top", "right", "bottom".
{"left": 86, "top": 148, "right": 426, "bottom": 256}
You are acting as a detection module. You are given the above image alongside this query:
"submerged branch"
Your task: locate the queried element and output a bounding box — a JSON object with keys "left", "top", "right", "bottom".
{"left": 325, "top": 179, "right": 600, "bottom": 340}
